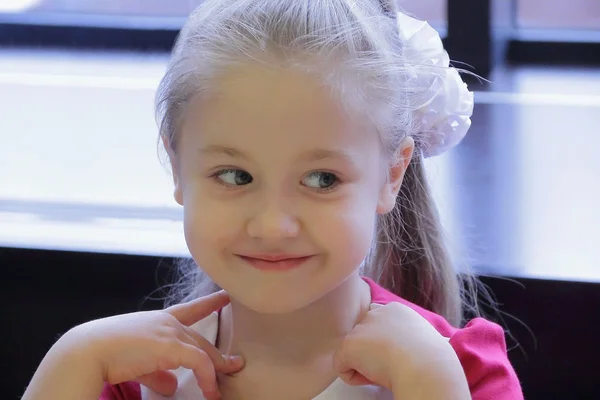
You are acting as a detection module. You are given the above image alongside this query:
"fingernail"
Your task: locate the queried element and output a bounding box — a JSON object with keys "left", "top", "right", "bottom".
{"left": 228, "top": 355, "right": 244, "bottom": 364}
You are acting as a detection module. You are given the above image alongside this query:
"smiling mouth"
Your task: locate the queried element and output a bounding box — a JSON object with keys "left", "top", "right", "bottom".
{"left": 237, "top": 255, "right": 314, "bottom": 271}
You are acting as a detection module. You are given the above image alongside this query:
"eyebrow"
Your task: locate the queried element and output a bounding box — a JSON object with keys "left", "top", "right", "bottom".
{"left": 197, "top": 145, "right": 355, "bottom": 164}
{"left": 299, "top": 148, "right": 356, "bottom": 164}
{"left": 197, "top": 145, "right": 250, "bottom": 160}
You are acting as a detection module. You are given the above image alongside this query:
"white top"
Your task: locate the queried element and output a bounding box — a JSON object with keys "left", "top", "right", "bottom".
{"left": 141, "top": 311, "right": 392, "bottom": 400}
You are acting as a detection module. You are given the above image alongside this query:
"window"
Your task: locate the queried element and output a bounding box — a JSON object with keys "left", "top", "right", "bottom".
{"left": 398, "top": 0, "right": 446, "bottom": 27}
{"left": 1, "top": 0, "right": 193, "bottom": 16}
{"left": 517, "top": 0, "right": 600, "bottom": 29}
{"left": 1, "top": 0, "right": 448, "bottom": 29}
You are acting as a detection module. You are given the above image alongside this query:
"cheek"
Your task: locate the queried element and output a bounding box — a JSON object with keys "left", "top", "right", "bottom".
{"left": 182, "top": 190, "right": 240, "bottom": 260}
{"left": 336, "top": 208, "right": 376, "bottom": 262}
{"left": 314, "top": 190, "right": 378, "bottom": 265}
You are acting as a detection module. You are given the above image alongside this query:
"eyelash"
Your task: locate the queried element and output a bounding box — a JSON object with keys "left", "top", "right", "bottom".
{"left": 209, "top": 169, "right": 342, "bottom": 193}
{"left": 209, "top": 169, "right": 248, "bottom": 190}
{"left": 304, "top": 171, "right": 341, "bottom": 193}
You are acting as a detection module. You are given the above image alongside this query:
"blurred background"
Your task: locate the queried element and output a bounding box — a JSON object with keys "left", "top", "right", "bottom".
{"left": 1, "top": 1, "right": 599, "bottom": 399}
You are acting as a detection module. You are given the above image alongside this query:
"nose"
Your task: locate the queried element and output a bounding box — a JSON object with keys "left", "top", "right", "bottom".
{"left": 246, "top": 196, "right": 300, "bottom": 240}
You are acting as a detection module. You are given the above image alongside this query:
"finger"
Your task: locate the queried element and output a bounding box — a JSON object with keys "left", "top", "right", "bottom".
{"left": 332, "top": 339, "right": 349, "bottom": 375}
{"left": 136, "top": 370, "right": 178, "bottom": 397}
{"left": 181, "top": 325, "right": 245, "bottom": 374}
{"left": 333, "top": 347, "right": 375, "bottom": 387}
{"left": 332, "top": 340, "right": 363, "bottom": 385}
{"left": 167, "top": 290, "right": 230, "bottom": 326}
{"left": 178, "top": 344, "right": 221, "bottom": 400}
{"left": 339, "top": 370, "right": 374, "bottom": 387}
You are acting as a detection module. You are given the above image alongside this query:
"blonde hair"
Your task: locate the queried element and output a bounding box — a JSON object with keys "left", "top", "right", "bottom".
{"left": 157, "top": 0, "right": 480, "bottom": 327}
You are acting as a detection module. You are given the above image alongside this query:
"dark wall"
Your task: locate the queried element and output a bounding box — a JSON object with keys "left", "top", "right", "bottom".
{"left": 2, "top": 247, "right": 599, "bottom": 399}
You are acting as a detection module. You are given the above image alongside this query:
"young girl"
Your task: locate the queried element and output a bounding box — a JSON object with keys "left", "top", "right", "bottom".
{"left": 22, "top": 0, "right": 523, "bottom": 399}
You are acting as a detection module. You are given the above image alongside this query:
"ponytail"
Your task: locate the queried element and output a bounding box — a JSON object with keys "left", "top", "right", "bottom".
{"left": 366, "top": 152, "right": 465, "bottom": 326}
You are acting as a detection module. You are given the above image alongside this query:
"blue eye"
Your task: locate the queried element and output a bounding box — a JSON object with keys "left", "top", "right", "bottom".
{"left": 302, "top": 172, "right": 339, "bottom": 191}
{"left": 214, "top": 169, "right": 253, "bottom": 186}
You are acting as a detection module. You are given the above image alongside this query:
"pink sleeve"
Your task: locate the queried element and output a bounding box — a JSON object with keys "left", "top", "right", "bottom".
{"left": 99, "top": 382, "right": 142, "bottom": 400}
{"left": 450, "top": 318, "right": 524, "bottom": 400}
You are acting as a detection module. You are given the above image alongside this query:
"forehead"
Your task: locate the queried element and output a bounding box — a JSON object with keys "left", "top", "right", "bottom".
{"left": 180, "top": 64, "right": 379, "bottom": 155}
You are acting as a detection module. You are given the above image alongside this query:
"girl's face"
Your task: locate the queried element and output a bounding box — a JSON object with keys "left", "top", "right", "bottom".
{"left": 170, "top": 64, "right": 409, "bottom": 314}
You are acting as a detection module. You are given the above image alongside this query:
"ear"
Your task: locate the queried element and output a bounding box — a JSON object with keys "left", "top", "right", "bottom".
{"left": 377, "top": 136, "right": 414, "bottom": 214}
{"left": 162, "top": 136, "right": 184, "bottom": 206}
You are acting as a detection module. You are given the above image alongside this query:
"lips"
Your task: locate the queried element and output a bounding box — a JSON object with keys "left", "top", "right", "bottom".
{"left": 237, "top": 254, "right": 313, "bottom": 271}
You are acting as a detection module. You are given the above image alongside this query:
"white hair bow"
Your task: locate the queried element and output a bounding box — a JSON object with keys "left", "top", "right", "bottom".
{"left": 396, "top": 12, "right": 474, "bottom": 157}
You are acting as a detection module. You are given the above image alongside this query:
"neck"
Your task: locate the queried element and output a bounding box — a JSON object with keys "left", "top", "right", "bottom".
{"left": 217, "top": 273, "right": 371, "bottom": 365}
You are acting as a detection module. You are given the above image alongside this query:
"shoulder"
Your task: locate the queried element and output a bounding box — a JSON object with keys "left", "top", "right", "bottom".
{"left": 365, "top": 276, "right": 458, "bottom": 336}
{"left": 99, "top": 310, "right": 220, "bottom": 400}
{"left": 448, "top": 318, "right": 523, "bottom": 399}
{"left": 364, "top": 277, "right": 524, "bottom": 400}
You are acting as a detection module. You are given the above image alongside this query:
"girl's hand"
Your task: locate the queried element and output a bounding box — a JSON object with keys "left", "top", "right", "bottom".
{"left": 68, "top": 290, "right": 243, "bottom": 400}
{"left": 333, "top": 302, "right": 470, "bottom": 399}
